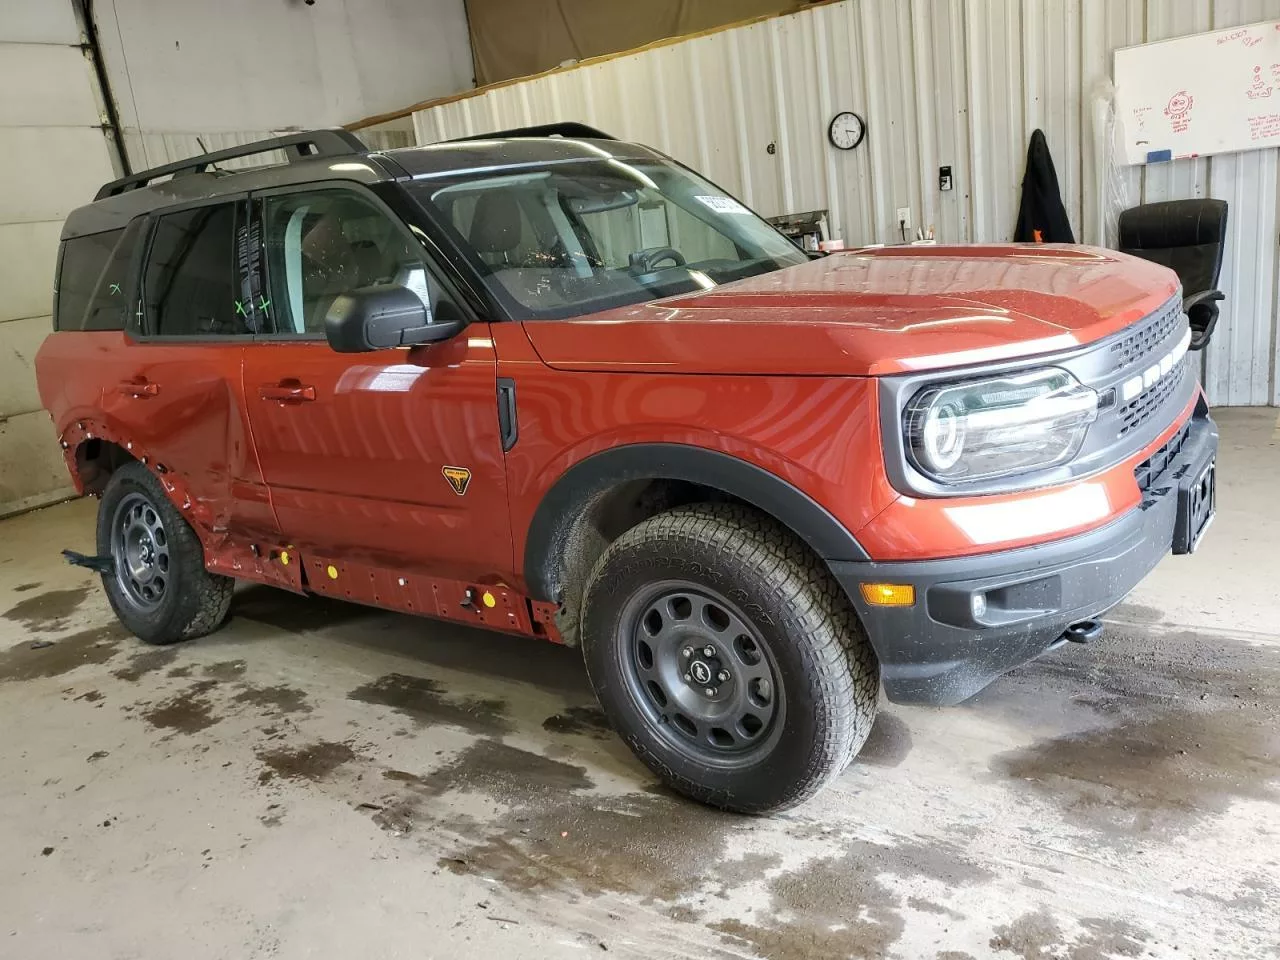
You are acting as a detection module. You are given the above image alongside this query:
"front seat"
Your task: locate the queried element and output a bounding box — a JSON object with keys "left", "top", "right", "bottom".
{"left": 469, "top": 191, "right": 524, "bottom": 265}
{"left": 1117, "top": 199, "right": 1228, "bottom": 351}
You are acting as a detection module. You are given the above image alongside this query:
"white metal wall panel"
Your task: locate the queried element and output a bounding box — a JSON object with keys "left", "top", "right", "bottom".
{"left": 0, "top": 1, "right": 115, "bottom": 516}
{"left": 0, "top": 127, "right": 114, "bottom": 224}
{"left": 0, "top": 316, "right": 54, "bottom": 416}
{"left": 410, "top": 0, "right": 1280, "bottom": 406}
{"left": 0, "top": 221, "right": 63, "bottom": 324}
{"left": 0, "top": 43, "right": 102, "bottom": 126}
{"left": 0, "top": 412, "right": 81, "bottom": 517}
{"left": 0, "top": 0, "right": 79, "bottom": 44}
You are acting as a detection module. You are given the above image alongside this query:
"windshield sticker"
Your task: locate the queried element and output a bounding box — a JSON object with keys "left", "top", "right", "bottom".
{"left": 695, "top": 195, "right": 751, "bottom": 215}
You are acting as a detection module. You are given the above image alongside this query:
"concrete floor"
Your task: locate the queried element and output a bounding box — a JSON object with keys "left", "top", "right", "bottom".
{"left": 0, "top": 408, "right": 1277, "bottom": 960}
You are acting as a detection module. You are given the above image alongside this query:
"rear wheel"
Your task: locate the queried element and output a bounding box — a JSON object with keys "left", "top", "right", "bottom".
{"left": 97, "top": 463, "right": 233, "bottom": 645}
{"left": 581, "top": 503, "right": 878, "bottom": 813}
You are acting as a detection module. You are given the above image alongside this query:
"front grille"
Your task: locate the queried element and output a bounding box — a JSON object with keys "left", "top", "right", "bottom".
{"left": 1134, "top": 418, "right": 1190, "bottom": 493}
{"left": 1108, "top": 296, "right": 1181, "bottom": 372}
{"left": 1117, "top": 356, "right": 1188, "bottom": 437}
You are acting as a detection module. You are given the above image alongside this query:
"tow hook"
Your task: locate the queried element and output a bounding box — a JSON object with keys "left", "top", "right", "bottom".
{"left": 1062, "top": 619, "right": 1103, "bottom": 644}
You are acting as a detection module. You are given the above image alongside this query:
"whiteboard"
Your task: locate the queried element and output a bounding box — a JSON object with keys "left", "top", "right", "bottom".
{"left": 1115, "top": 20, "right": 1280, "bottom": 165}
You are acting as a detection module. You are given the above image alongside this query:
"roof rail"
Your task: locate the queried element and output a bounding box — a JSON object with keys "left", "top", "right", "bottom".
{"left": 94, "top": 128, "right": 368, "bottom": 200}
{"left": 447, "top": 122, "right": 616, "bottom": 143}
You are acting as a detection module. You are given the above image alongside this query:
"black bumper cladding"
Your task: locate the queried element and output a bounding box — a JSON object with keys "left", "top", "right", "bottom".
{"left": 832, "top": 408, "right": 1218, "bottom": 707}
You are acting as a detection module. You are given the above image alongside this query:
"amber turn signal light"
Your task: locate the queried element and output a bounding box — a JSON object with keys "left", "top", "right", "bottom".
{"left": 859, "top": 583, "right": 916, "bottom": 606}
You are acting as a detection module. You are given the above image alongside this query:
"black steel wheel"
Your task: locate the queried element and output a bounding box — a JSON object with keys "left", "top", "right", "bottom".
{"left": 581, "top": 502, "right": 879, "bottom": 813}
{"left": 96, "top": 462, "right": 234, "bottom": 645}
{"left": 110, "top": 491, "right": 171, "bottom": 612}
{"left": 619, "top": 582, "right": 784, "bottom": 766}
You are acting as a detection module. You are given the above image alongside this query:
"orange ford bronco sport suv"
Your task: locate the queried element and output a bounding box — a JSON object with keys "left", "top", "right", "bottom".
{"left": 36, "top": 125, "right": 1217, "bottom": 812}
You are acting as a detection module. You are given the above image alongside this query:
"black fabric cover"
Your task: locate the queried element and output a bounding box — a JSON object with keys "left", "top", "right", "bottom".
{"left": 1117, "top": 199, "right": 1228, "bottom": 297}
{"left": 1014, "top": 129, "right": 1075, "bottom": 244}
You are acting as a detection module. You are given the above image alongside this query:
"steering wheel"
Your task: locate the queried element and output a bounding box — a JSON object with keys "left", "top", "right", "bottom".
{"left": 629, "top": 247, "right": 687, "bottom": 273}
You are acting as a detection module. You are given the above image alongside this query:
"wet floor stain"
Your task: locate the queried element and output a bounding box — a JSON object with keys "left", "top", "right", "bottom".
{"left": 203, "top": 660, "right": 247, "bottom": 681}
{"left": 712, "top": 853, "right": 904, "bottom": 960}
{"left": 140, "top": 679, "right": 221, "bottom": 734}
{"left": 390, "top": 741, "right": 759, "bottom": 904}
{"left": 419, "top": 739, "right": 592, "bottom": 803}
{"left": 992, "top": 627, "right": 1280, "bottom": 836}
{"left": 541, "top": 704, "right": 613, "bottom": 739}
{"left": 2, "top": 585, "right": 91, "bottom": 632}
{"left": 112, "top": 648, "right": 178, "bottom": 682}
{"left": 232, "top": 684, "right": 311, "bottom": 716}
{"left": 13, "top": 582, "right": 41, "bottom": 593}
{"left": 347, "top": 672, "right": 513, "bottom": 736}
{"left": 713, "top": 837, "right": 992, "bottom": 960}
{"left": 0, "top": 624, "right": 126, "bottom": 683}
{"left": 256, "top": 741, "right": 356, "bottom": 782}
{"left": 74, "top": 689, "right": 104, "bottom": 703}
{"left": 370, "top": 742, "right": 595, "bottom": 838}
{"left": 989, "top": 910, "right": 1147, "bottom": 959}
{"left": 856, "top": 711, "right": 914, "bottom": 767}
{"left": 997, "top": 710, "right": 1279, "bottom": 834}
{"left": 166, "top": 665, "right": 193, "bottom": 679}
{"left": 436, "top": 790, "right": 738, "bottom": 901}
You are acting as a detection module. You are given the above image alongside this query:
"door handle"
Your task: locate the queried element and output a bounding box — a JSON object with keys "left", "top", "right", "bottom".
{"left": 117, "top": 379, "right": 159, "bottom": 398}
{"left": 259, "top": 381, "right": 316, "bottom": 404}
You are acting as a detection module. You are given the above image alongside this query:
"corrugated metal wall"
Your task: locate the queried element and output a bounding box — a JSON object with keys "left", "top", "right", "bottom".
{"left": 0, "top": 1, "right": 117, "bottom": 517}
{"left": 410, "top": 0, "right": 1280, "bottom": 406}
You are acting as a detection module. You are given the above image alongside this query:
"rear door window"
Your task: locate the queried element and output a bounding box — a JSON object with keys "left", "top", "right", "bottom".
{"left": 143, "top": 202, "right": 248, "bottom": 337}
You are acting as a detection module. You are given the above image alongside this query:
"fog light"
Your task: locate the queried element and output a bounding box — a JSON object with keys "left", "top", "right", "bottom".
{"left": 860, "top": 583, "right": 915, "bottom": 606}
{"left": 971, "top": 593, "right": 987, "bottom": 619}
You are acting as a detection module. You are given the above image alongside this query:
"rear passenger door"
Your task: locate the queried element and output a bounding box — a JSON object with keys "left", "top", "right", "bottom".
{"left": 240, "top": 184, "right": 512, "bottom": 582}
{"left": 99, "top": 198, "right": 276, "bottom": 539}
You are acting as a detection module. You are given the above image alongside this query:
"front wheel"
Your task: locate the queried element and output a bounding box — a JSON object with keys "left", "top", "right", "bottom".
{"left": 580, "top": 503, "right": 878, "bottom": 813}
{"left": 97, "top": 462, "right": 234, "bottom": 645}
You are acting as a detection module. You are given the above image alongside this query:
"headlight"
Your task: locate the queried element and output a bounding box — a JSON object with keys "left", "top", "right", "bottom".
{"left": 904, "top": 367, "right": 1098, "bottom": 483}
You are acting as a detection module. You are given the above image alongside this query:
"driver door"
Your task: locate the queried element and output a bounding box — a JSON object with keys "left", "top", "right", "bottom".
{"left": 240, "top": 184, "right": 512, "bottom": 582}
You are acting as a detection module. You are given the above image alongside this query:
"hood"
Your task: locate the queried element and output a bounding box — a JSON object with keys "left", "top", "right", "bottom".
{"left": 521, "top": 245, "right": 1180, "bottom": 376}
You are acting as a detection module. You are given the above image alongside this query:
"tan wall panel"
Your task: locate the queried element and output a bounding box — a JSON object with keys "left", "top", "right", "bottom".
{"left": 465, "top": 0, "right": 800, "bottom": 83}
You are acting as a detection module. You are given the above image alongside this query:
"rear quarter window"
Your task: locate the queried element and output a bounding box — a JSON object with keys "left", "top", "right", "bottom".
{"left": 54, "top": 221, "right": 145, "bottom": 332}
{"left": 54, "top": 229, "right": 121, "bottom": 331}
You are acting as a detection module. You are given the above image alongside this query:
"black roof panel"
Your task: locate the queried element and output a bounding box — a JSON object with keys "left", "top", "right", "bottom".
{"left": 62, "top": 127, "right": 664, "bottom": 239}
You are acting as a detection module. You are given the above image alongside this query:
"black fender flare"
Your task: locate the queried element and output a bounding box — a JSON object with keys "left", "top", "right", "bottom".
{"left": 522, "top": 443, "right": 870, "bottom": 602}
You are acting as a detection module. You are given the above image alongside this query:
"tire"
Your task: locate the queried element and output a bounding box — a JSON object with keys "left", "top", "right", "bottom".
{"left": 96, "top": 462, "right": 234, "bottom": 645}
{"left": 580, "top": 502, "right": 878, "bottom": 813}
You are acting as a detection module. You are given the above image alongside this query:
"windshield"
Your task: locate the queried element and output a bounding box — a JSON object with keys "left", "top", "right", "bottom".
{"left": 406, "top": 157, "right": 808, "bottom": 320}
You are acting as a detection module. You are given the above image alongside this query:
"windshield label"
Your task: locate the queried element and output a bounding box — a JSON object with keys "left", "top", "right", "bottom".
{"left": 695, "top": 195, "right": 751, "bottom": 215}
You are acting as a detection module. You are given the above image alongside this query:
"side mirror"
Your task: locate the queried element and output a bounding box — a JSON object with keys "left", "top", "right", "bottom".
{"left": 324, "top": 284, "right": 464, "bottom": 353}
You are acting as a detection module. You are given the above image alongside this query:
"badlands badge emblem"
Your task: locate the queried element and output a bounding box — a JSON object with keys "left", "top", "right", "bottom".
{"left": 442, "top": 466, "right": 472, "bottom": 496}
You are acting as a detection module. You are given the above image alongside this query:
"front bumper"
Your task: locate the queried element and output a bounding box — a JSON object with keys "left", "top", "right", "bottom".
{"left": 832, "top": 408, "right": 1218, "bottom": 706}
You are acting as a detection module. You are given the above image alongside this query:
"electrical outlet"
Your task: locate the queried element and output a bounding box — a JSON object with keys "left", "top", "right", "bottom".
{"left": 896, "top": 206, "right": 912, "bottom": 230}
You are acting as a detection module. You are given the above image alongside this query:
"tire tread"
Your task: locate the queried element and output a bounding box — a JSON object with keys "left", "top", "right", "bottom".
{"left": 98, "top": 463, "right": 234, "bottom": 646}
{"left": 581, "top": 502, "right": 878, "bottom": 813}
